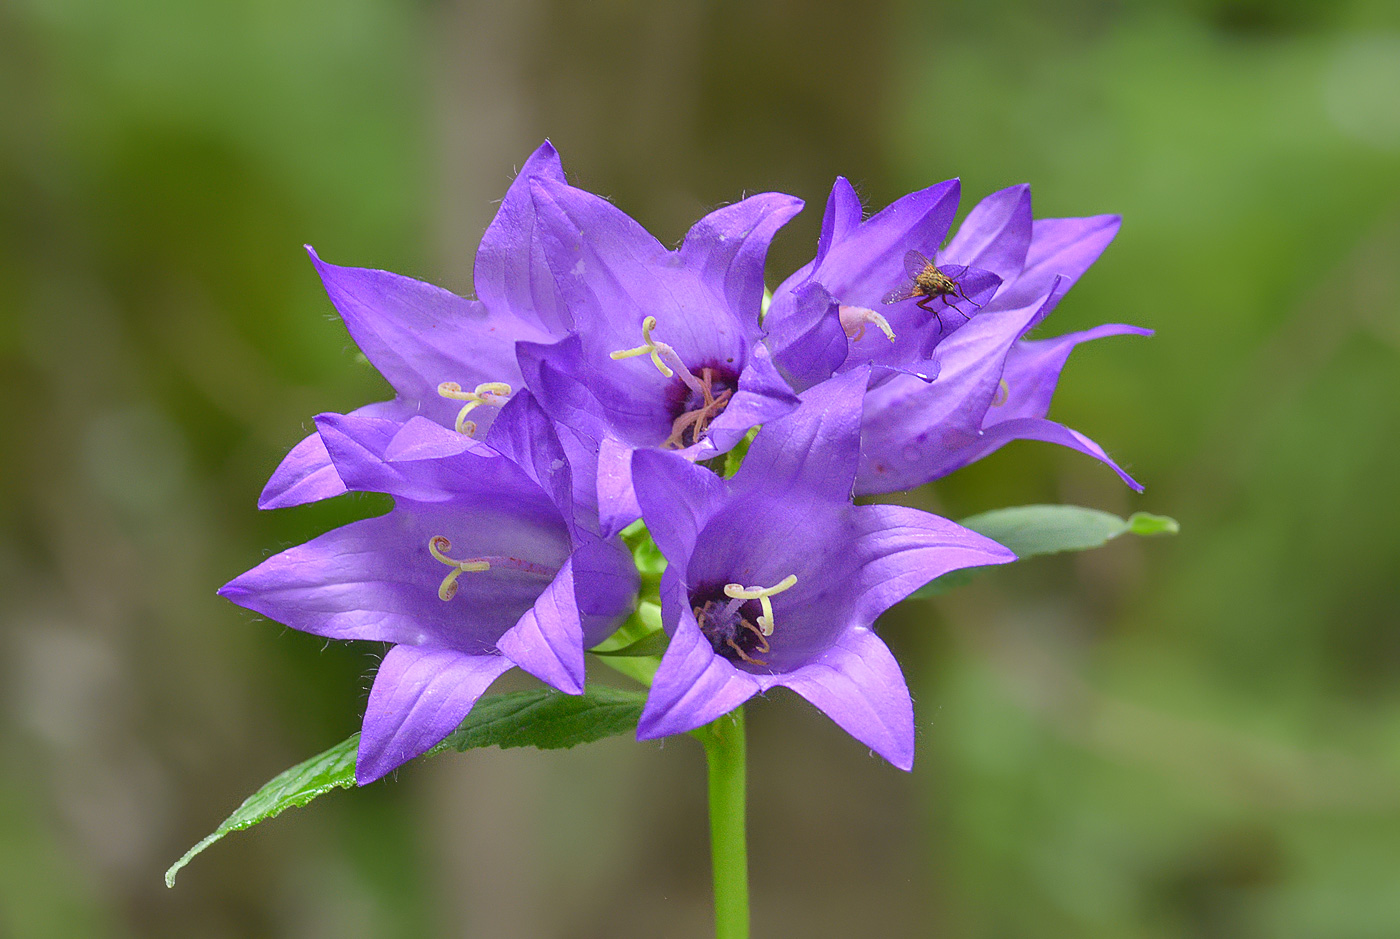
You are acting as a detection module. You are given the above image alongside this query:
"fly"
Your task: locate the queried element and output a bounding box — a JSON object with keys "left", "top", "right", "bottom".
{"left": 882, "top": 250, "right": 978, "bottom": 333}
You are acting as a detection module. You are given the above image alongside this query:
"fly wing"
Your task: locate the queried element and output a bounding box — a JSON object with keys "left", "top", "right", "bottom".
{"left": 883, "top": 283, "right": 917, "bottom": 305}
{"left": 903, "top": 249, "right": 931, "bottom": 280}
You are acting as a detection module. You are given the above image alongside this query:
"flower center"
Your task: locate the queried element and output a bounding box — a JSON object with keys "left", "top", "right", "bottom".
{"left": 427, "top": 535, "right": 554, "bottom": 601}
{"left": 611, "top": 316, "right": 737, "bottom": 450}
{"left": 689, "top": 574, "right": 797, "bottom": 666}
{"left": 663, "top": 365, "right": 736, "bottom": 450}
{"left": 437, "top": 381, "right": 512, "bottom": 436}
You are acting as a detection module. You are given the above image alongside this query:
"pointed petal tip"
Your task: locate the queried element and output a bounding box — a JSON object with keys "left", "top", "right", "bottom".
{"left": 353, "top": 747, "right": 394, "bottom": 787}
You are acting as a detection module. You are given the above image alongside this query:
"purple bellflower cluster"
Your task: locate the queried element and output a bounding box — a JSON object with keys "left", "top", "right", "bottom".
{"left": 223, "top": 142, "right": 1146, "bottom": 783}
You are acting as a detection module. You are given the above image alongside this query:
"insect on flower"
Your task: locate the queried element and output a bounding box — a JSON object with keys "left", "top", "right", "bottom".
{"left": 882, "top": 249, "right": 979, "bottom": 333}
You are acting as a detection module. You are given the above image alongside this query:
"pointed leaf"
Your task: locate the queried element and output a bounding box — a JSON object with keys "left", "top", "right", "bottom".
{"left": 911, "top": 504, "right": 1178, "bottom": 597}
{"left": 165, "top": 734, "right": 358, "bottom": 887}
{"left": 166, "top": 686, "right": 646, "bottom": 886}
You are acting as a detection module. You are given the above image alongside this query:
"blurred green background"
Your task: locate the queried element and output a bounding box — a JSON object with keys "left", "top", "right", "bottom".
{"left": 2, "top": 0, "right": 1399, "bottom": 935}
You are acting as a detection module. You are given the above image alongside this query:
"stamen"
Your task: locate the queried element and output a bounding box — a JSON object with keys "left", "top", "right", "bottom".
{"left": 991, "top": 379, "right": 1010, "bottom": 407}
{"left": 437, "top": 381, "right": 512, "bottom": 435}
{"left": 839, "top": 305, "right": 896, "bottom": 343}
{"left": 723, "top": 573, "right": 798, "bottom": 636}
{"left": 662, "top": 366, "right": 733, "bottom": 450}
{"left": 610, "top": 316, "right": 707, "bottom": 398}
{"left": 428, "top": 535, "right": 490, "bottom": 601}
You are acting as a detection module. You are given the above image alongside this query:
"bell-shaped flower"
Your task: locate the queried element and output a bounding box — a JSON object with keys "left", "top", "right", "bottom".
{"left": 258, "top": 141, "right": 574, "bottom": 511}
{"left": 219, "top": 392, "right": 638, "bottom": 784}
{"left": 516, "top": 176, "right": 804, "bottom": 537}
{"left": 629, "top": 368, "right": 1014, "bottom": 769}
{"left": 766, "top": 177, "right": 1147, "bottom": 495}
{"left": 763, "top": 176, "right": 1003, "bottom": 389}
{"left": 854, "top": 187, "right": 1149, "bottom": 494}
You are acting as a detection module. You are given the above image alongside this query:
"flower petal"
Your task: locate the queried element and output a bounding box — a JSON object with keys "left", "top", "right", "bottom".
{"left": 774, "top": 627, "right": 915, "bottom": 770}
{"left": 847, "top": 504, "right": 1015, "bottom": 627}
{"left": 529, "top": 177, "right": 671, "bottom": 346}
{"left": 680, "top": 192, "right": 804, "bottom": 333}
{"left": 941, "top": 184, "right": 1032, "bottom": 285}
{"left": 994, "top": 323, "right": 1152, "bottom": 422}
{"left": 307, "top": 247, "right": 550, "bottom": 434}
{"left": 258, "top": 429, "right": 346, "bottom": 509}
{"left": 815, "top": 176, "right": 864, "bottom": 268}
{"left": 733, "top": 365, "right": 868, "bottom": 502}
{"left": 356, "top": 645, "right": 514, "bottom": 784}
{"left": 218, "top": 506, "right": 567, "bottom": 647}
{"left": 999, "top": 214, "right": 1121, "bottom": 327}
{"left": 496, "top": 557, "right": 586, "bottom": 694}
{"left": 955, "top": 416, "right": 1143, "bottom": 491}
{"left": 703, "top": 341, "right": 800, "bottom": 452}
{"left": 815, "top": 179, "right": 961, "bottom": 307}
{"left": 483, "top": 391, "right": 575, "bottom": 527}
{"left": 473, "top": 141, "right": 571, "bottom": 333}
{"left": 597, "top": 437, "right": 643, "bottom": 538}
{"left": 765, "top": 280, "right": 847, "bottom": 391}
{"left": 631, "top": 448, "right": 729, "bottom": 566}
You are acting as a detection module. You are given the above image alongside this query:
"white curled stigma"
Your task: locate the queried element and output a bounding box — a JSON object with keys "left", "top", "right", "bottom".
{"left": 722, "top": 573, "right": 799, "bottom": 637}
{"left": 437, "top": 381, "right": 512, "bottom": 436}
{"left": 839, "top": 305, "right": 896, "bottom": 343}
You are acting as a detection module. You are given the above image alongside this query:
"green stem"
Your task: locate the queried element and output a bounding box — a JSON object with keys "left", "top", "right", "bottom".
{"left": 696, "top": 707, "right": 750, "bottom": 939}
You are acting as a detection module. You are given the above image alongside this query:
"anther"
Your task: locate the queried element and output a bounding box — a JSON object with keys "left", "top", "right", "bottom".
{"left": 428, "top": 535, "right": 491, "bottom": 601}
{"left": 723, "top": 573, "right": 798, "bottom": 636}
{"left": 991, "top": 379, "right": 1009, "bottom": 407}
{"left": 437, "top": 381, "right": 512, "bottom": 435}
{"left": 839, "top": 305, "right": 896, "bottom": 343}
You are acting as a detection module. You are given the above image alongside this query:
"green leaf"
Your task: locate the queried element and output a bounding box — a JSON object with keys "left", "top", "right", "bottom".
{"left": 164, "top": 734, "right": 358, "bottom": 887}
{"left": 590, "top": 628, "right": 669, "bottom": 658}
{"left": 166, "top": 686, "right": 647, "bottom": 887}
{"left": 434, "top": 686, "right": 646, "bottom": 752}
{"left": 911, "top": 504, "right": 1179, "bottom": 598}
{"left": 591, "top": 601, "right": 664, "bottom": 686}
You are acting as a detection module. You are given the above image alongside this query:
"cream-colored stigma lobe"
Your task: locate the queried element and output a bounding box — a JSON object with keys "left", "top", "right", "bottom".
{"left": 610, "top": 315, "right": 673, "bottom": 377}
{"left": 427, "top": 535, "right": 555, "bottom": 601}
{"left": 610, "top": 316, "right": 709, "bottom": 398}
{"left": 839, "top": 305, "right": 896, "bottom": 343}
{"left": 723, "top": 574, "right": 798, "bottom": 636}
{"left": 437, "top": 381, "right": 512, "bottom": 436}
{"left": 428, "top": 535, "right": 491, "bottom": 601}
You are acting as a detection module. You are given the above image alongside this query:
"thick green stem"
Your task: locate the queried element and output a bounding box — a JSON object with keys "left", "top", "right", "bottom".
{"left": 697, "top": 707, "right": 749, "bottom": 939}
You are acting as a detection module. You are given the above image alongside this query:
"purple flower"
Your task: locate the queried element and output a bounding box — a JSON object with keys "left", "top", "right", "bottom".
{"left": 766, "top": 177, "right": 1147, "bottom": 495}
{"left": 516, "top": 177, "right": 804, "bottom": 536}
{"left": 220, "top": 392, "right": 637, "bottom": 784}
{"left": 629, "top": 368, "right": 1014, "bottom": 769}
{"left": 258, "top": 141, "right": 572, "bottom": 511}
{"left": 763, "top": 177, "right": 1003, "bottom": 388}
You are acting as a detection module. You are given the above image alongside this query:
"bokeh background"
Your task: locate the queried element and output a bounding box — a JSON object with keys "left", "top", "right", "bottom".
{"left": 3, "top": 0, "right": 1399, "bottom": 935}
